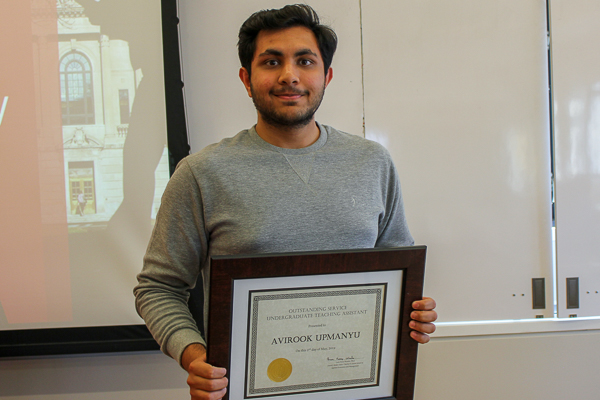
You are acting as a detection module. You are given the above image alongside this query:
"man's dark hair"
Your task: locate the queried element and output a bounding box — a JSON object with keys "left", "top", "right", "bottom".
{"left": 238, "top": 4, "right": 338, "bottom": 76}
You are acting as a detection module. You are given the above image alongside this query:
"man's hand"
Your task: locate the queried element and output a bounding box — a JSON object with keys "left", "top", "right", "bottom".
{"left": 182, "top": 343, "right": 228, "bottom": 400}
{"left": 409, "top": 297, "right": 437, "bottom": 344}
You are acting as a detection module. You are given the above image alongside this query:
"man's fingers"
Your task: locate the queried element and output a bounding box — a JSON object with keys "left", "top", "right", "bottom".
{"left": 410, "top": 310, "right": 438, "bottom": 323}
{"left": 409, "top": 297, "right": 437, "bottom": 345}
{"left": 409, "top": 320, "right": 436, "bottom": 335}
{"left": 189, "top": 359, "right": 227, "bottom": 379}
{"left": 412, "top": 296, "right": 436, "bottom": 311}
{"left": 187, "top": 358, "right": 228, "bottom": 399}
{"left": 201, "top": 365, "right": 227, "bottom": 379}
{"left": 190, "top": 386, "right": 227, "bottom": 400}
{"left": 409, "top": 330, "right": 431, "bottom": 344}
{"left": 187, "top": 373, "right": 229, "bottom": 389}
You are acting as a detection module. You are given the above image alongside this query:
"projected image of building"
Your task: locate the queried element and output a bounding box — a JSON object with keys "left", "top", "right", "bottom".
{"left": 57, "top": 0, "right": 169, "bottom": 229}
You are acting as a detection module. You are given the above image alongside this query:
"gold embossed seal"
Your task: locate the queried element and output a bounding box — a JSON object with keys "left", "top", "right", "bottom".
{"left": 267, "top": 358, "right": 293, "bottom": 382}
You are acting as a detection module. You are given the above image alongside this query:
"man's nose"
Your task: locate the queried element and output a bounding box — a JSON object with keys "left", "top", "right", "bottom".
{"left": 278, "top": 64, "right": 299, "bottom": 85}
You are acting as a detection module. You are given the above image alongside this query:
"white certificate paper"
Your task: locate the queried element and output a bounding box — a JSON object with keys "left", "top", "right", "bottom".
{"left": 229, "top": 271, "right": 403, "bottom": 400}
{"left": 247, "top": 284, "right": 385, "bottom": 397}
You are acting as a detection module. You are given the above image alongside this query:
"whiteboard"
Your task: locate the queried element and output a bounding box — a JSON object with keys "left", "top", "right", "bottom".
{"left": 550, "top": 0, "right": 600, "bottom": 318}
{"left": 179, "top": 0, "right": 555, "bottom": 323}
{"left": 361, "top": 0, "right": 554, "bottom": 322}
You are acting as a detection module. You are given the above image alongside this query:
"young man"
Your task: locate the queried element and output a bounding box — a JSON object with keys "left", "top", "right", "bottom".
{"left": 135, "top": 5, "right": 436, "bottom": 399}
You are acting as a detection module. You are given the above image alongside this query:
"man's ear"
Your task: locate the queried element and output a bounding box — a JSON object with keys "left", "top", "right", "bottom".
{"left": 239, "top": 67, "right": 252, "bottom": 97}
{"left": 324, "top": 67, "right": 333, "bottom": 88}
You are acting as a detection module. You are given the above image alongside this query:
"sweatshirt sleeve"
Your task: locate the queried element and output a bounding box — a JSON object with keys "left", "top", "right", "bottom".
{"left": 374, "top": 150, "right": 415, "bottom": 248}
{"left": 134, "top": 159, "right": 208, "bottom": 365}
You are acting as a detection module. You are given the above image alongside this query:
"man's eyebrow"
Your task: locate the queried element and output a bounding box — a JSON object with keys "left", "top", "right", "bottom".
{"left": 258, "top": 49, "right": 284, "bottom": 58}
{"left": 295, "top": 49, "right": 319, "bottom": 58}
{"left": 257, "top": 48, "right": 319, "bottom": 58}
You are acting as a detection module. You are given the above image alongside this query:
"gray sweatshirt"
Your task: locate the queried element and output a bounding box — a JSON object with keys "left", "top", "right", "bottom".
{"left": 134, "top": 123, "right": 413, "bottom": 364}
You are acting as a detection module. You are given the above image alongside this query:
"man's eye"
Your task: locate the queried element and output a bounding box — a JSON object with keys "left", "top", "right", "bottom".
{"left": 299, "top": 59, "right": 314, "bottom": 66}
{"left": 265, "top": 59, "right": 279, "bottom": 66}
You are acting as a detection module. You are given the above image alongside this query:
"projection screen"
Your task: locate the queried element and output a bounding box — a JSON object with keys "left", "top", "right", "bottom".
{"left": 0, "top": 0, "right": 188, "bottom": 355}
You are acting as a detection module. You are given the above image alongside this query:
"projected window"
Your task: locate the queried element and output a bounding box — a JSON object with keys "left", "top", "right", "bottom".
{"left": 69, "top": 162, "right": 96, "bottom": 216}
{"left": 60, "top": 52, "right": 95, "bottom": 125}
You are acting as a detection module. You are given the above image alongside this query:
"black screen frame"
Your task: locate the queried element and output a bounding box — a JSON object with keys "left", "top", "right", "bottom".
{"left": 0, "top": 0, "right": 188, "bottom": 358}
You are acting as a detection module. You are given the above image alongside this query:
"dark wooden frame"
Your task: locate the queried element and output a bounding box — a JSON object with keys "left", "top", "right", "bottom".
{"left": 207, "top": 246, "right": 426, "bottom": 400}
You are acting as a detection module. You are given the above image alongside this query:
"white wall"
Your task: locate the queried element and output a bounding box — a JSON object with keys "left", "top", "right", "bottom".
{"left": 2, "top": 1, "right": 599, "bottom": 399}
{"left": 2, "top": 332, "right": 600, "bottom": 400}
{"left": 0, "top": 351, "right": 188, "bottom": 399}
{"left": 415, "top": 330, "right": 600, "bottom": 400}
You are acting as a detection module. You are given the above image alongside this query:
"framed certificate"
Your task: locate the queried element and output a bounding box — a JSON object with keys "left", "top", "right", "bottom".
{"left": 207, "top": 246, "right": 426, "bottom": 400}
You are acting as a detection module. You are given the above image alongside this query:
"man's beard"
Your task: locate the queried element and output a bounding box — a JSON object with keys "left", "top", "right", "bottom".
{"left": 250, "top": 84, "right": 326, "bottom": 129}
